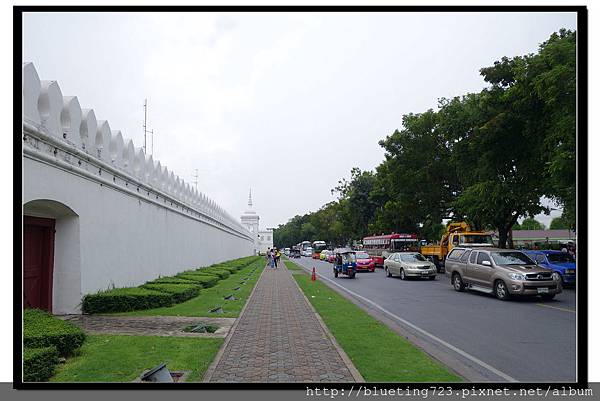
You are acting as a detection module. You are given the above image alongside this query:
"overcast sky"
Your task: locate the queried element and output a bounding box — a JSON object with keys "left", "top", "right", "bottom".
{"left": 23, "top": 11, "right": 576, "bottom": 229}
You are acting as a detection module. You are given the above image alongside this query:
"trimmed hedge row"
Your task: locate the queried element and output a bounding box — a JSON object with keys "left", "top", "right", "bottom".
{"left": 82, "top": 287, "right": 174, "bottom": 314}
{"left": 81, "top": 256, "right": 261, "bottom": 314}
{"left": 176, "top": 274, "right": 219, "bottom": 288}
{"left": 23, "top": 346, "right": 59, "bottom": 382}
{"left": 24, "top": 309, "right": 86, "bottom": 356}
{"left": 23, "top": 309, "right": 87, "bottom": 382}
{"left": 200, "top": 268, "right": 231, "bottom": 279}
{"left": 141, "top": 283, "right": 200, "bottom": 303}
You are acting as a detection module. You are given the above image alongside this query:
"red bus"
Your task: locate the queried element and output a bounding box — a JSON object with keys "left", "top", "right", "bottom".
{"left": 362, "top": 233, "right": 419, "bottom": 268}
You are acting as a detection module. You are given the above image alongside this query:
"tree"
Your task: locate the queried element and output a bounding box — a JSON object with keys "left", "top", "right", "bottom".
{"left": 514, "top": 218, "right": 545, "bottom": 230}
{"left": 549, "top": 215, "right": 571, "bottom": 230}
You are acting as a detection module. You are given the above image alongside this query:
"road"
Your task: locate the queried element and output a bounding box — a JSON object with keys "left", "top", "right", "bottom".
{"left": 292, "top": 256, "right": 576, "bottom": 383}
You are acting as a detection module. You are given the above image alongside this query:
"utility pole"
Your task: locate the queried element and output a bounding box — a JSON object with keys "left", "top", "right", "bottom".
{"left": 192, "top": 169, "right": 198, "bottom": 190}
{"left": 143, "top": 99, "right": 154, "bottom": 155}
{"left": 150, "top": 129, "right": 154, "bottom": 156}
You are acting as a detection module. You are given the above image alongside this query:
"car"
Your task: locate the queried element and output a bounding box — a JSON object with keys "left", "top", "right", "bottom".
{"left": 523, "top": 250, "right": 576, "bottom": 286}
{"left": 327, "top": 252, "right": 335, "bottom": 263}
{"left": 284, "top": 247, "right": 290, "bottom": 256}
{"left": 384, "top": 252, "right": 436, "bottom": 280}
{"left": 302, "top": 247, "right": 313, "bottom": 257}
{"left": 445, "top": 247, "right": 562, "bottom": 301}
{"left": 320, "top": 250, "right": 329, "bottom": 261}
{"left": 355, "top": 251, "right": 375, "bottom": 272}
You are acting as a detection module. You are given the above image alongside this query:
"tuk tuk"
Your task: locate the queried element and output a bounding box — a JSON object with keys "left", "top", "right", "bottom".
{"left": 333, "top": 248, "right": 357, "bottom": 279}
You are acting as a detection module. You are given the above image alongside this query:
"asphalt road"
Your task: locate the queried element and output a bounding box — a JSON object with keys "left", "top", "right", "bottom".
{"left": 292, "top": 256, "right": 576, "bottom": 383}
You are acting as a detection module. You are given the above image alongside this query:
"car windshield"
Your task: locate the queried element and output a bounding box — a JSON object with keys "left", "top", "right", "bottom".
{"left": 547, "top": 253, "right": 575, "bottom": 263}
{"left": 491, "top": 251, "right": 534, "bottom": 265}
{"left": 400, "top": 253, "right": 427, "bottom": 262}
{"left": 460, "top": 235, "right": 494, "bottom": 245}
{"left": 342, "top": 253, "right": 356, "bottom": 262}
{"left": 356, "top": 252, "right": 370, "bottom": 259}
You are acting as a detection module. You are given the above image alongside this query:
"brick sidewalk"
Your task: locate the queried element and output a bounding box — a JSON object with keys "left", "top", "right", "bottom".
{"left": 204, "top": 263, "right": 359, "bottom": 382}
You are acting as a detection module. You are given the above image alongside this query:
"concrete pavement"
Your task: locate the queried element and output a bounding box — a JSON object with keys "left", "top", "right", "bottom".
{"left": 204, "top": 262, "right": 360, "bottom": 382}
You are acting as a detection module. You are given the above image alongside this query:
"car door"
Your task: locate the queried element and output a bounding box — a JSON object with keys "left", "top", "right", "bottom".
{"left": 393, "top": 253, "right": 403, "bottom": 275}
{"left": 464, "top": 250, "right": 478, "bottom": 283}
{"left": 472, "top": 252, "right": 494, "bottom": 288}
{"left": 388, "top": 253, "right": 398, "bottom": 275}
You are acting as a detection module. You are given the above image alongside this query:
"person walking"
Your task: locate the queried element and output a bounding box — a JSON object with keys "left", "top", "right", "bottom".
{"left": 266, "top": 248, "right": 272, "bottom": 268}
{"left": 275, "top": 248, "right": 281, "bottom": 268}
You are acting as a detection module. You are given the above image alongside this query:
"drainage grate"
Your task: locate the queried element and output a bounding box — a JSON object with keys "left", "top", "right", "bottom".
{"left": 232, "top": 286, "right": 241, "bottom": 291}
{"left": 224, "top": 294, "right": 237, "bottom": 301}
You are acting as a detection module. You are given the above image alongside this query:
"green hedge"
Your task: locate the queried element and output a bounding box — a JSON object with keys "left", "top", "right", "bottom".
{"left": 141, "top": 283, "right": 200, "bottom": 303}
{"left": 147, "top": 277, "right": 201, "bottom": 286}
{"left": 23, "top": 309, "right": 86, "bottom": 356}
{"left": 23, "top": 346, "right": 59, "bottom": 382}
{"left": 82, "top": 287, "right": 174, "bottom": 314}
{"left": 177, "top": 274, "right": 219, "bottom": 288}
{"left": 210, "top": 265, "right": 238, "bottom": 274}
{"left": 200, "top": 268, "right": 230, "bottom": 279}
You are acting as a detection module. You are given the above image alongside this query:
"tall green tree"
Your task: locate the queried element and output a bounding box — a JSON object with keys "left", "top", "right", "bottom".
{"left": 514, "top": 218, "right": 546, "bottom": 230}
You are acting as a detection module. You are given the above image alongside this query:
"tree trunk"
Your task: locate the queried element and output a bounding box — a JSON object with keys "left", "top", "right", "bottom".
{"left": 507, "top": 229, "right": 514, "bottom": 249}
{"left": 497, "top": 227, "right": 508, "bottom": 249}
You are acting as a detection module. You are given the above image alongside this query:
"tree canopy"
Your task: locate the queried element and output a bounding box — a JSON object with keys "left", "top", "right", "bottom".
{"left": 274, "top": 30, "right": 576, "bottom": 249}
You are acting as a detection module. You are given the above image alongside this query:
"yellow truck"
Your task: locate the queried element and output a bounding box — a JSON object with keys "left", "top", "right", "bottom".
{"left": 420, "top": 222, "right": 494, "bottom": 272}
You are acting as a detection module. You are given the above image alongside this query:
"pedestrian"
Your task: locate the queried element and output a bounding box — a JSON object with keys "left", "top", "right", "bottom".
{"left": 275, "top": 248, "right": 281, "bottom": 268}
{"left": 266, "top": 248, "right": 272, "bottom": 268}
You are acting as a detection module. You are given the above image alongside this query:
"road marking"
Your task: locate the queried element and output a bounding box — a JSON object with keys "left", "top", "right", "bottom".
{"left": 536, "top": 303, "right": 576, "bottom": 313}
{"left": 298, "top": 261, "right": 518, "bottom": 383}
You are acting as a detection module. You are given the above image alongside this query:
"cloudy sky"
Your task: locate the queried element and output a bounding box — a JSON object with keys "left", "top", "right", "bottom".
{"left": 23, "top": 11, "right": 576, "bottom": 229}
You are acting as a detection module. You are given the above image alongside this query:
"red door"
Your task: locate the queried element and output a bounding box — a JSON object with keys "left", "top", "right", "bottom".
{"left": 23, "top": 216, "right": 55, "bottom": 312}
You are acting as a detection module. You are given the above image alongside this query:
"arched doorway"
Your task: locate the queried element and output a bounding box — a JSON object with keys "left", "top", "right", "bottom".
{"left": 23, "top": 199, "right": 80, "bottom": 314}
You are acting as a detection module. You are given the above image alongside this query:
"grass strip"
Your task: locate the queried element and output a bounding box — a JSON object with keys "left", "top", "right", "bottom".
{"left": 50, "top": 335, "right": 222, "bottom": 382}
{"left": 292, "top": 270, "right": 461, "bottom": 382}
{"left": 283, "top": 260, "right": 303, "bottom": 271}
{"left": 119, "top": 260, "right": 264, "bottom": 317}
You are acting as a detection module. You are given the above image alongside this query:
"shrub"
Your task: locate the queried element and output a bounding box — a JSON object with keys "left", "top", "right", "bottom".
{"left": 82, "top": 287, "right": 174, "bottom": 314}
{"left": 211, "top": 265, "right": 238, "bottom": 274}
{"left": 23, "top": 309, "right": 86, "bottom": 356}
{"left": 23, "top": 346, "right": 59, "bottom": 382}
{"left": 141, "top": 283, "right": 200, "bottom": 303}
{"left": 177, "top": 274, "right": 219, "bottom": 288}
{"left": 147, "top": 277, "right": 201, "bottom": 286}
{"left": 200, "top": 268, "right": 230, "bottom": 279}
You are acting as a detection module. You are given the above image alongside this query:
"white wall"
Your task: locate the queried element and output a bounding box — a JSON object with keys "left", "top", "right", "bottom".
{"left": 22, "top": 62, "right": 254, "bottom": 314}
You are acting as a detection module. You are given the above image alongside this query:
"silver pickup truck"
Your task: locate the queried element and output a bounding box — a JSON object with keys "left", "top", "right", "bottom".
{"left": 445, "top": 247, "right": 562, "bottom": 301}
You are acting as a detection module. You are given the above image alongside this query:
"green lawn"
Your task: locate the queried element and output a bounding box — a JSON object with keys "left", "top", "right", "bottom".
{"left": 283, "top": 260, "right": 303, "bottom": 271}
{"left": 118, "top": 261, "right": 264, "bottom": 318}
{"left": 293, "top": 271, "right": 462, "bottom": 382}
{"left": 50, "top": 335, "right": 222, "bottom": 382}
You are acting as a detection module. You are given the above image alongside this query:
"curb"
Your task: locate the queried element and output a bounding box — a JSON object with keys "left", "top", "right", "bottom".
{"left": 285, "top": 262, "right": 365, "bottom": 383}
{"left": 201, "top": 262, "right": 267, "bottom": 382}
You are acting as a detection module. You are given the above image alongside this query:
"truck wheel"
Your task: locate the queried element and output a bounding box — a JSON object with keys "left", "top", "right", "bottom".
{"left": 494, "top": 280, "right": 511, "bottom": 301}
{"left": 452, "top": 273, "right": 465, "bottom": 292}
{"left": 399, "top": 269, "right": 406, "bottom": 280}
{"left": 334, "top": 269, "right": 338, "bottom": 278}
{"left": 385, "top": 267, "right": 392, "bottom": 277}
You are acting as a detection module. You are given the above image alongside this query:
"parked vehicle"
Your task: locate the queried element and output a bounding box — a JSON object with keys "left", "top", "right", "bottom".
{"left": 384, "top": 252, "right": 436, "bottom": 280}
{"left": 332, "top": 248, "right": 357, "bottom": 279}
{"left": 445, "top": 247, "right": 562, "bottom": 301}
{"left": 362, "top": 233, "right": 419, "bottom": 268}
{"left": 421, "top": 222, "right": 494, "bottom": 273}
{"left": 355, "top": 251, "right": 375, "bottom": 272}
{"left": 312, "top": 241, "right": 327, "bottom": 259}
{"left": 524, "top": 250, "right": 576, "bottom": 286}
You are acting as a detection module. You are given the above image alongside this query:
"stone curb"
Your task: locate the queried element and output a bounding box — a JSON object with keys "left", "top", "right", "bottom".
{"left": 285, "top": 262, "right": 365, "bottom": 383}
{"left": 202, "top": 263, "right": 267, "bottom": 382}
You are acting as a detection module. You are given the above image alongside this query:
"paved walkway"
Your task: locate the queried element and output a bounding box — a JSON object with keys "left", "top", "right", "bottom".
{"left": 205, "top": 263, "right": 359, "bottom": 382}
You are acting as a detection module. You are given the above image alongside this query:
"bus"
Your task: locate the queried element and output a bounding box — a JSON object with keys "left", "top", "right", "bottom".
{"left": 311, "top": 241, "right": 327, "bottom": 259}
{"left": 297, "top": 241, "right": 312, "bottom": 256}
{"left": 362, "top": 233, "right": 419, "bottom": 268}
